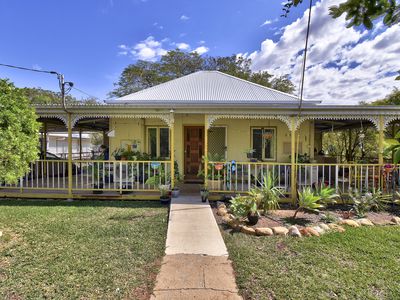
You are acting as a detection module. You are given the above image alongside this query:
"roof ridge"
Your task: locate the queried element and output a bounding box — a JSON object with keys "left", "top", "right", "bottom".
{"left": 212, "top": 71, "right": 300, "bottom": 100}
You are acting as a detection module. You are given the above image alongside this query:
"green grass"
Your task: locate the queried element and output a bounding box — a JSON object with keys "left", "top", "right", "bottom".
{"left": 223, "top": 226, "right": 400, "bottom": 300}
{"left": 0, "top": 200, "right": 168, "bottom": 299}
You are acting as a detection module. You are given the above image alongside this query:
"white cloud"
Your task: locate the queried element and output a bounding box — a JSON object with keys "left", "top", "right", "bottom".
{"left": 260, "top": 18, "right": 277, "bottom": 27}
{"left": 118, "top": 37, "right": 209, "bottom": 60}
{"left": 153, "top": 22, "right": 164, "bottom": 30}
{"left": 192, "top": 46, "right": 209, "bottom": 55}
{"left": 180, "top": 15, "right": 189, "bottom": 21}
{"left": 120, "top": 36, "right": 167, "bottom": 61}
{"left": 248, "top": 0, "right": 400, "bottom": 104}
{"left": 176, "top": 42, "right": 190, "bottom": 50}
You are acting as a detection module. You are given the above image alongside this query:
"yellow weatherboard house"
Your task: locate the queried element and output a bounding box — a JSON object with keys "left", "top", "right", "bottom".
{"left": 2, "top": 71, "right": 400, "bottom": 200}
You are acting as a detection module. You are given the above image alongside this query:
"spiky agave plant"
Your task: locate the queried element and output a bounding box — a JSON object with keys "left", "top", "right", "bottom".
{"left": 249, "top": 174, "right": 283, "bottom": 214}
{"left": 293, "top": 187, "right": 324, "bottom": 219}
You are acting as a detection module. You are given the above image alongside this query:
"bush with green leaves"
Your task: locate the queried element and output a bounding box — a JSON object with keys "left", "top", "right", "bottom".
{"left": 0, "top": 79, "right": 40, "bottom": 184}
{"left": 229, "top": 195, "right": 259, "bottom": 219}
{"left": 349, "top": 189, "right": 387, "bottom": 218}
{"left": 249, "top": 174, "right": 282, "bottom": 214}
{"left": 293, "top": 185, "right": 338, "bottom": 219}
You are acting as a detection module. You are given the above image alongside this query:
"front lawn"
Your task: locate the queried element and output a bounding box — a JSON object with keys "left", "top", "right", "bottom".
{"left": 223, "top": 226, "right": 400, "bottom": 300}
{"left": 0, "top": 200, "right": 168, "bottom": 299}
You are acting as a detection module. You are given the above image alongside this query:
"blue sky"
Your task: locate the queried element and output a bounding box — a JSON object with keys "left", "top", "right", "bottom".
{"left": 0, "top": 0, "right": 399, "bottom": 103}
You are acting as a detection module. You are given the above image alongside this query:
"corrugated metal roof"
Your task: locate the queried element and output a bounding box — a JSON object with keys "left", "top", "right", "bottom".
{"left": 111, "top": 71, "right": 317, "bottom": 104}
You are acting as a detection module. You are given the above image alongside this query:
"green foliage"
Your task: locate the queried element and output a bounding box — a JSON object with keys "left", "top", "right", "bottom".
{"left": 323, "top": 127, "right": 378, "bottom": 163}
{"left": 293, "top": 187, "right": 325, "bottom": 218}
{"left": 0, "top": 79, "right": 40, "bottom": 183}
{"left": 158, "top": 184, "right": 170, "bottom": 197}
{"left": 384, "top": 129, "right": 400, "bottom": 163}
{"left": 315, "top": 184, "right": 339, "bottom": 204}
{"left": 249, "top": 174, "right": 282, "bottom": 214}
{"left": 197, "top": 153, "right": 226, "bottom": 180}
{"left": 371, "top": 87, "right": 400, "bottom": 105}
{"left": 283, "top": 0, "right": 399, "bottom": 29}
{"left": 349, "top": 189, "right": 387, "bottom": 218}
{"left": 320, "top": 212, "right": 338, "bottom": 223}
{"left": 229, "top": 195, "right": 259, "bottom": 218}
{"left": 109, "top": 49, "right": 295, "bottom": 98}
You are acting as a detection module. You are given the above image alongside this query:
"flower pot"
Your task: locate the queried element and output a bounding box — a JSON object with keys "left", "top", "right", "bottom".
{"left": 247, "top": 213, "right": 259, "bottom": 226}
{"left": 201, "top": 195, "right": 208, "bottom": 202}
{"left": 171, "top": 189, "right": 180, "bottom": 198}
{"left": 160, "top": 196, "right": 171, "bottom": 205}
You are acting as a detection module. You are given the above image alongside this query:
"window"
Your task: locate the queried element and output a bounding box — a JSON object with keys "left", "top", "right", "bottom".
{"left": 147, "top": 127, "right": 170, "bottom": 158}
{"left": 252, "top": 128, "right": 276, "bottom": 161}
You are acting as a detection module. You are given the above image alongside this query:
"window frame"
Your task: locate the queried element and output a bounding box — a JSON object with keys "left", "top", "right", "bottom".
{"left": 250, "top": 127, "right": 277, "bottom": 161}
{"left": 146, "top": 126, "right": 170, "bottom": 159}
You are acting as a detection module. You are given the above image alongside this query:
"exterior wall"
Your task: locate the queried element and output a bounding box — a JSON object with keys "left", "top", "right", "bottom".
{"left": 109, "top": 115, "right": 315, "bottom": 176}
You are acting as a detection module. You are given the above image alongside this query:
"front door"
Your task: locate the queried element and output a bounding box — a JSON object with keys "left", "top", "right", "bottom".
{"left": 184, "top": 126, "right": 204, "bottom": 181}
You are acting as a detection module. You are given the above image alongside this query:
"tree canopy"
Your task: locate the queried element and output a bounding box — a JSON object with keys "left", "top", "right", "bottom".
{"left": 0, "top": 79, "right": 40, "bottom": 183}
{"left": 109, "top": 49, "right": 296, "bottom": 98}
{"left": 19, "top": 87, "right": 98, "bottom": 105}
{"left": 370, "top": 88, "right": 400, "bottom": 105}
{"left": 283, "top": 0, "right": 399, "bottom": 29}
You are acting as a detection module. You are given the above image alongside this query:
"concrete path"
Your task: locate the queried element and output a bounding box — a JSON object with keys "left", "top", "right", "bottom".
{"left": 151, "top": 196, "right": 242, "bottom": 300}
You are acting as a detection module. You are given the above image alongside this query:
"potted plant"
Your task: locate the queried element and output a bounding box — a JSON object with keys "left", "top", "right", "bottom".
{"left": 171, "top": 161, "right": 181, "bottom": 198}
{"left": 245, "top": 149, "right": 255, "bottom": 159}
{"left": 197, "top": 153, "right": 226, "bottom": 190}
{"left": 159, "top": 184, "right": 171, "bottom": 205}
{"left": 230, "top": 195, "right": 259, "bottom": 226}
{"left": 200, "top": 185, "right": 209, "bottom": 202}
{"left": 249, "top": 174, "right": 282, "bottom": 215}
{"left": 112, "top": 147, "right": 124, "bottom": 160}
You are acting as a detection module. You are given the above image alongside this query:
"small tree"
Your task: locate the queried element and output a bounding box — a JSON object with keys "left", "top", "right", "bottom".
{"left": 0, "top": 79, "right": 40, "bottom": 183}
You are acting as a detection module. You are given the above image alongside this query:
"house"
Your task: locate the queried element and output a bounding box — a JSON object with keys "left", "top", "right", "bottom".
{"left": 2, "top": 71, "right": 400, "bottom": 200}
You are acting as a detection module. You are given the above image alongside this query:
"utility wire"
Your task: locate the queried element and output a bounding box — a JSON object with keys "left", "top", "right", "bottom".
{"left": 297, "top": 0, "right": 313, "bottom": 116}
{"left": 0, "top": 63, "right": 57, "bottom": 75}
{"left": 72, "top": 86, "right": 100, "bottom": 100}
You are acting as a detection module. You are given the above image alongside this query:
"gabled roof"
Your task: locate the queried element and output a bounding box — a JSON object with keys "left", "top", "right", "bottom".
{"left": 107, "top": 71, "right": 321, "bottom": 106}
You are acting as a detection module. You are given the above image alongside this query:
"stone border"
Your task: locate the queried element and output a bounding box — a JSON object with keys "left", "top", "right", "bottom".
{"left": 217, "top": 203, "right": 400, "bottom": 238}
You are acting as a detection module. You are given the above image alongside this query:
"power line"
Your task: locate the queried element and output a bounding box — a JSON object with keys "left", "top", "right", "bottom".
{"left": 72, "top": 86, "right": 100, "bottom": 100}
{"left": 0, "top": 63, "right": 57, "bottom": 75}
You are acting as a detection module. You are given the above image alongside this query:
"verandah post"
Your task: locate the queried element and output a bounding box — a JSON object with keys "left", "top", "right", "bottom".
{"left": 204, "top": 115, "right": 209, "bottom": 188}
{"left": 378, "top": 115, "right": 384, "bottom": 166}
{"left": 290, "top": 117, "right": 297, "bottom": 203}
{"left": 170, "top": 112, "right": 175, "bottom": 189}
{"left": 67, "top": 113, "right": 73, "bottom": 198}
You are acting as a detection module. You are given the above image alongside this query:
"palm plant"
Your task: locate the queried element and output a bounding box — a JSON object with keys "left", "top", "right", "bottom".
{"left": 293, "top": 187, "right": 324, "bottom": 219}
{"left": 384, "top": 130, "right": 400, "bottom": 163}
{"left": 249, "top": 174, "right": 282, "bottom": 214}
{"left": 315, "top": 184, "right": 339, "bottom": 204}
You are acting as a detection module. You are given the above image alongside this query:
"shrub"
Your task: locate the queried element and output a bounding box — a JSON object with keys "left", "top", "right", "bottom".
{"left": 230, "top": 195, "right": 259, "bottom": 219}
{"left": 293, "top": 187, "right": 324, "bottom": 218}
{"left": 249, "top": 174, "right": 282, "bottom": 214}
{"left": 350, "top": 189, "right": 387, "bottom": 218}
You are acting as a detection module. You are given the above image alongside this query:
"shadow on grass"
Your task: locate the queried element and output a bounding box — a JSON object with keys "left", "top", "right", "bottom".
{"left": 0, "top": 198, "right": 165, "bottom": 209}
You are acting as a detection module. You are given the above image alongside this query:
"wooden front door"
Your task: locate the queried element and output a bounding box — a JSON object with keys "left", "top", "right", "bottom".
{"left": 184, "top": 126, "right": 204, "bottom": 181}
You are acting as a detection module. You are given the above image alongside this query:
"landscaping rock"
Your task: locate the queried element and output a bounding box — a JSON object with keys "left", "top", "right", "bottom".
{"left": 328, "top": 224, "right": 346, "bottom": 232}
{"left": 391, "top": 216, "right": 400, "bottom": 225}
{"left": 0, "top": 231, "right": 2, "bottom": 237}
{"left": 255, "top": 227, "right": 274, "bottom": 236}
{"left": 372, "top": 219, "right": 394, "bottom": 226}
{"left": 217, "top": 207, "right": 228, "bottom": 216}
{"left": 222, "top": 214, "right": 233, "bottom": 223}
{"left": 217, "top": 202, "right": 226, "bottom": 209}
{"left": 272, "top": 226, "right": 289, "bottom": 236}
{"left": 313, "top": 226, "right": 325, "bottom": 235}
{"left": 288, "top": 225, "right": 301, "bottom": 237}
{"left": 357, "top": 218, "right": 374, "bottom": 226}
{"left": 319, "top": 223, "right": 331, "bottom": 231}
{"left": 299, "top": 228, "right": 312, "bottom": 237}
{"left": 338, "top": 219, "right": 360, "bottom": 227}
{"left": 241, "top": 226, "right": 257, "bottom": 235}
{"left": 304, "top": 227, "right": 320, "bottom": 237}
{"left": 226, "top": 218, "right": 241, "bottom": 229}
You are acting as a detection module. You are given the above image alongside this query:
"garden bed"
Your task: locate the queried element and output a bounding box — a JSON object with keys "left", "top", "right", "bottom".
{"left": 212, "top": 201, "right": 399, "bottom": 230}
